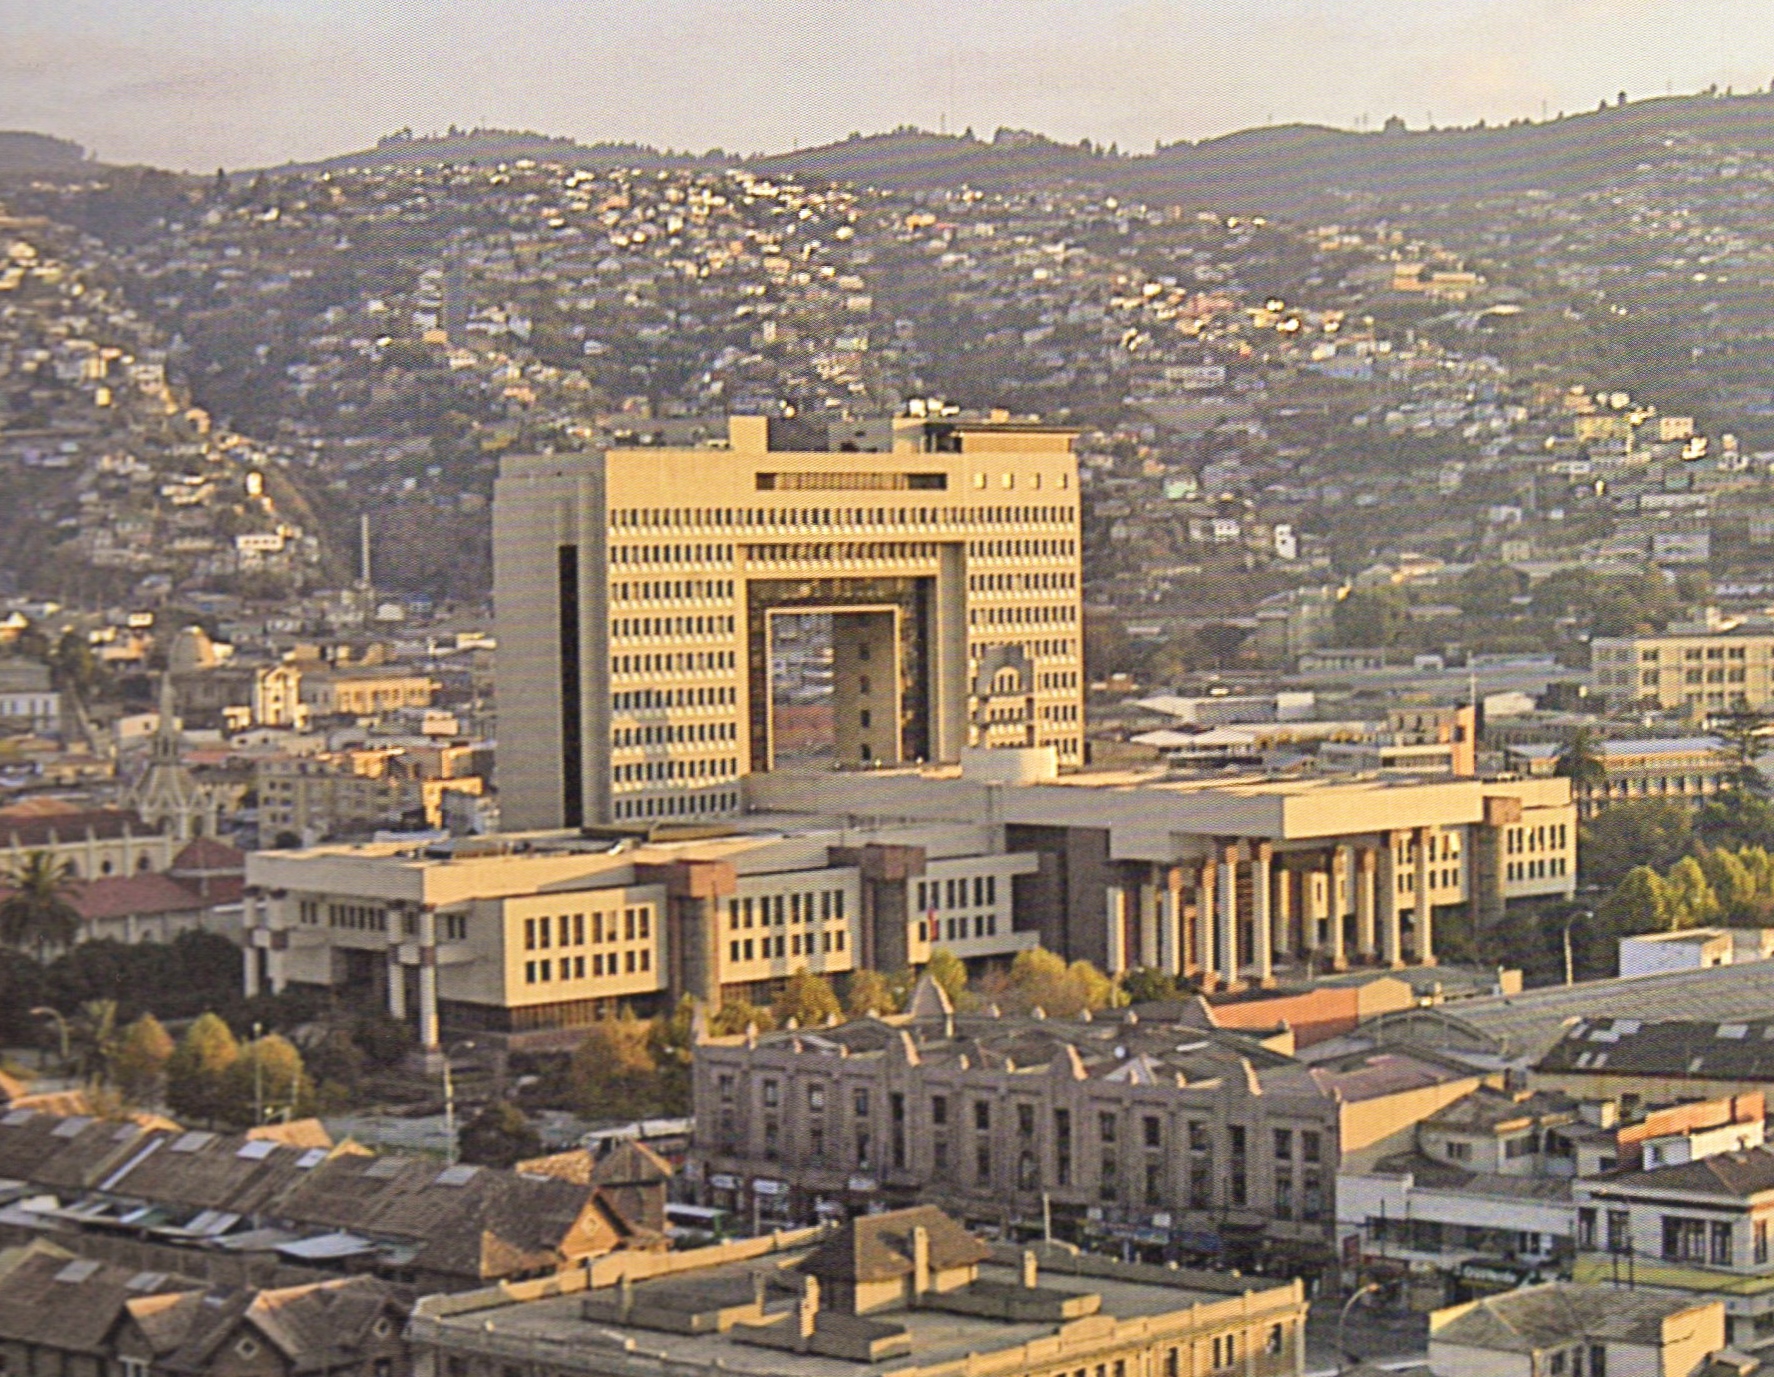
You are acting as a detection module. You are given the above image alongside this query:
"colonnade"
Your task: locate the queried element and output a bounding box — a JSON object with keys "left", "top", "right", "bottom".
{"left": 1111, "top": 827, "right": 1439, "bottom": 989}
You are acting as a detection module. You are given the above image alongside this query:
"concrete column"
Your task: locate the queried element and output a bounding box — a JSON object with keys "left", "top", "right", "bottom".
{"left": 1273, "top": 859, "right": 1293, "bottom": 958}
{"left": 242, "top": 889, "right": 262, "bottom": 998}
{"left": 1138, "top": 870, "right": 1159, "bottom": 970}
{"left": 264, "top": 889, "right": 290, "bottom": 995}
{"left": 1194, "top": 860, "right": 1215, "bottom": 987}
{"left": 1415, "top": 826, "right": 1436, "bottom": 966}
{"left": 417, "top": 905, "right": 440, "bottom": 1052}
{"left": 1161, "top": 867, "right": 1185, "bottom": 977}
{"left": 1105, "top": 885, "right": 1128, "bottom": 975}
{"left": 1216, "top": 843, "right": 1240, "bottom": 990}
{"left": 1379, "top": 831, "right": 1403, "bottom": 968}
{"left": 1331, "top": 844, "right": 1351, "bottom": 970}
{"left": 387, "top": 955, "right": 407, "bottom": 1019}
{"left": 1252, "top": 843, "right": 1273, "bottom": 987}
{"left": 1356, "top": 846, "right": 1377, "bottom": 960}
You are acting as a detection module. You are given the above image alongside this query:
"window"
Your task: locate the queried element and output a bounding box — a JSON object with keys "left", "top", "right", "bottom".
{"left": 974, "top": 1100, "right": 991, "bottom": 1131}
{"left": 1302, "top": 1130, "right": 1321, "bottom": 1163}
{"left": 1663, "top": 1216, "right": 1708, "bottom": 1263}
{"left": 1757, "top": 1219, "right": 1768, "bottom": 1265}
{"left": 1713, "top": 1219, "right": 1734, "bottom": 1267}
{"left": 932, "top": 1095, "right": 948, "bottom": 1126}
{"left": 1267, "top": 1325, "right": 1286, "bottom": 1357}
{"left": 121, "top": 1361, "right": 149, "bottom": 1377}
{"left": 1020, "top": 1104, "right": 1037, "bottom": 1137}
{"left": 1189, "top": 1120, "right": 1209, "bottom": 1152}
{"left": 1099, "top": 1111, "right": 1117, "bottom": 1144}
{"left": 1578, "top": 1207, "right": 1597, "bottom": 1249}
{"left": 1446, "top": 1140, "right": 1471, "bottom": 1162}
{"left": 1274, "top": 1128, "right": 1292, "bottom": 1161}
{"left": 1608, "top": 1210, "right": 1630, "bottom": 1253}
{"left": 976, "top": 1142, "right": 991, "bottom": 1183}
{"left": 854, "top": 1088, "right": 870, "bottom": 1118}
{"left": 1590, "top": 1346, "right": 1607, "bottom": 1377}
{"left": 762, "top": 1079, "right": 780, "bottom": 1108}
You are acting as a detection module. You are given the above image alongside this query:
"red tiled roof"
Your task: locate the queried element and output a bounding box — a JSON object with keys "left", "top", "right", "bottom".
{"left": 171, "top": 837, "right": 246, "bottom": 874}
{"left": 0, "top": 873, "right": 212, "bottom": 922}
{"left": 0, "top": 807, "right": 163, "bottom": 846}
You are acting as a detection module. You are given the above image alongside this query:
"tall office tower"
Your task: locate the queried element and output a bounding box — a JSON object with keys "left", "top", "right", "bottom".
{"left": 494, "top": 413, "right": 1085, "bottom": 830}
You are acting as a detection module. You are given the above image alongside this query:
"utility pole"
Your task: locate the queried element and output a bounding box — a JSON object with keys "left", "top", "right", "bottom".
{"left": 252, "top": 1021, "right": 264, "bottom": 1124}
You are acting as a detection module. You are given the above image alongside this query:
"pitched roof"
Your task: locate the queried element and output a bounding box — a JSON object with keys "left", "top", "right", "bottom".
{"left": 1433, "top": 1282, "right": 1704, "bottom": 1352}
{"left": 1597, "top": 1145, "right": 1774, "bottom": 1201}
{"left": 0, "top": 807, "right": 163, "bottom": 846}
{"left": 170, "top": 837, "right": 246, "bottom": 873}
{"left": 0, "top": 1240, "right": 199, "bottom": 1355}
{"left": 796, "top": 1204, "right": 990, "bottom": 1285}
{"left": 70, "top": 873, "right": 209, "bottom": 921}
{"left": 1537, "top": 1017, "right": 1774, "bottom": 1083}
{"left": 156, "top": 1275, "right": 402, "bottom": 1376}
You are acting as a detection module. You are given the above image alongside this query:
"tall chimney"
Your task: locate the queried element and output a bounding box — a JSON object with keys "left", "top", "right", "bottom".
{"left": 1022, "top": 1250, "right": 1039, "bottom": 1289}
{"left": 911, "top": 1225, "right": 931, "bottom": 1300}
{"left": 798, "top": 1275, "right": 820, "bottom": 1350}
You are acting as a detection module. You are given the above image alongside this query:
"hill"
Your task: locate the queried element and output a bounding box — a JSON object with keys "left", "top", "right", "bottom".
{"left": 0, "top": 132, "right": 89, "bottom": 174}
{"left": 267, "top": 127, "right": 711, "bottom": 175}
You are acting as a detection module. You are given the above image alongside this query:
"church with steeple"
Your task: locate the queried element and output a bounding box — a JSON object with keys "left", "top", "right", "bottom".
{"left": 128, "top": 674, "right": 219, "bottom": 842}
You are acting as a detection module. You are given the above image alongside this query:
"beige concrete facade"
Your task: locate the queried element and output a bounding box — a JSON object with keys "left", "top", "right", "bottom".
{"left": 746, "top": 768, "right": 1578, "bottom": 986}
{"left": 493, "top": 414, "right": 1084, "bottom": 831}
{"left": 1593, "top": 630, "right": 1774, "bottom": 713}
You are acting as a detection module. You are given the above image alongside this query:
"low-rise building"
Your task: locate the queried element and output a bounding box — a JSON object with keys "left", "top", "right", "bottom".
{"left": 689, "top": 976, "right": 1494, "bottom": 1278}
{"left": 0, "top": 804, "right": 177, "bottom": 882}
{"left": 408, "top": 1205, "right": 1309, "bottom": 1377}
{"left": 1428, "top": 1284, "right": 1729, "bottom": 1377}
{"left": 1535, "top": 1018, "right": 1774, "bottom": 1108}
{"left": 1592, "top": 629, "right": 1774, "bottom": 713}
{"left": 300, "top": 670, "right": 436, "bottom": 719}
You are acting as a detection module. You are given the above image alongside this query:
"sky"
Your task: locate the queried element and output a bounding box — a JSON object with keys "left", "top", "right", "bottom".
{"left": 2, "top": 0, "right": 1770, "bottom": 171}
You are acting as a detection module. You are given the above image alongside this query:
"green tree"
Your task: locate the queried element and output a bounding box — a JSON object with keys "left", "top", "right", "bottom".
{"left": 845, "top": 969, "right": 900, "bottom": 1017}
{"left": 458, "top": 1101, "right": 542, "bottom": 1167}
{"left": 1579, "top": 800, "right": 1693, "bottom": 888}
{"left": 1555, "top": 727, "right": 1607, "bottom": 792}
{"left": 1333, "top": 587, "right": 1406, "bottom": 648}
{"left": 1194, "top": 623, "right": 1250, "bottom": 671}
{"left": 0, "top": 852, "right": 82, "bottom": 958}
{"left": 1458, "top": 563, "right": 1526, "bottom": 618}
{"left": 67, "top": 999, "right": 120, "bottom": 1086}
{"left": 1597, "top": 865, "right": 1672, "bottom": 941}
{"left": 218, "top": 1033, "right": 313, "bottom": 1128}
{"left": 773, "top": 968, "right": 842, "bottom": 1027}
{"left": 165, "top": 1012, "right": 241, "bottom": 1124}
{"left": 708, "top": 997, "right": 778, "bottom": 1036}
{"left": 1120, "top": 966, "right": 1178, "bottom": 1004}
{"left": 924, "top": 948, "right": 968, "bottom": 1004}
{"left": 1698, "top": 789, "right": 1774, "bottom": 852}
{"left": 569, "top": 1013, "right": 659, "bottom": 1120}
{"left": 997, "top": 948, "right": 1121, "bottom": 1017}
{"left": 1665, "top": 855, "right": 1720, "bottom": 928}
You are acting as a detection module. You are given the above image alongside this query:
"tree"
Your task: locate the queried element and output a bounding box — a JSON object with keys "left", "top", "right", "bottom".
{"left": 458, "top": 1101, "right": 542, "bottom": 1167}
{"left": 845, "top": 969, "right": 900, "bottom": 1017}
{"left": 1333, "top": 588, "right": 1405, "bottom": 648}
{"left": 165, "top": 1012, "right": 241, "bottom": 1124}
{"left": 1555, "top": 727, "right": 1608, "bottom": 793}
{"left": 1458, "top": 563, "right": 1526, "bottom": 618}
{"left": 708, "top": 998, "right": 777, "bottom": 1036}
{"left": 0, "top": 852, "right": 82, "bottom": 958}
{"left": 773, "top": 968, "right": 842, "bottom": 1027}
{"left": 1597, "top": 865, "right": 1672, "bottom": 945}
{"left": 1120, "top": 966, "right": 1178, "bottom": 1004}
{"left": 996, "top": 948, "right": 1120, "bottom": 1017}
{"left": 1664, "top": 855, "right": 1720, "bottom": 929}
{"left": 569, "top": 1013, "right": 659, "bottom": 1120}
{"left": 924, "top": 948, "right": 968, "bottom": 1004}
{"left": 1194, "top": 623, "right": 1250, "bottom": 671}
{"left": 1579, "top": 801, "right": 1693, "bottom": 888}
{"left": 217, "top": 1033, "right": 313, "bottom": 1128}
{"left": 66, "top": 999, "right": 120, "bottom": 1086}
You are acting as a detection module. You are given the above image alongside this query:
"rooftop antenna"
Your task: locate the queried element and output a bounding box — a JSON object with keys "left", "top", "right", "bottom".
{"left": 359, "top": 513, "right": 373, "bottom": 593}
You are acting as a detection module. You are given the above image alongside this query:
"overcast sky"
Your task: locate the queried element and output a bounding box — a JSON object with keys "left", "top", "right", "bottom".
{"left": 2, "top": 0, "right": 1768, "bottom": 171}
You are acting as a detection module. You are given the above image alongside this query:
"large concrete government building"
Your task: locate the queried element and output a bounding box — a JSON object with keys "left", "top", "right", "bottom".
{"left": 494, "top": 413, "right": 1085, "bottom": 829}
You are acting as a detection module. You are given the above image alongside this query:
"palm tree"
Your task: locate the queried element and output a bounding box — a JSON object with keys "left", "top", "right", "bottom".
{"left": 0, "top": 851, "right": 83, "bottom": 959}
{"left": 1555, "top": 726, "right": 1608, "bottom": 794}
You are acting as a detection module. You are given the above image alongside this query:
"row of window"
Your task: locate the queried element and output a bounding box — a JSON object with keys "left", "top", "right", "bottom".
{"left": 970, "top": 604, "right": 1077, "bottom": 626}
{"left": 610, "top": 502, "right": 1076, "bottom": 530}
{"left": 611, "top": 650, "right": 736, "bottom": 675}
{"left": 1395, "top": 867, "right": 1462, "bottom": 893}
{"left": 612, "top": 579, "right": 733, "bottom": 602}
{"left": 614, "top": 757, "right": 738, "bottom": 782}
{"left": 917, "top": 876, "right": 999, "bottom": 911}
{"left": 613, "top": 614, "right": 737, "bottom": 639}
{"left": 922, "top": 914, "right": 1001, "bottom": 942}
{"left": 523, "top": 949, "right": 651, "bottom": 984}
{"left": 728, "top": 892, "right": 848, "bottom": 930}
{"left": 611, "top": 543, "right": 732, "bottom": 565}
{"left": 613, "top": 685, "right": 735, "bottom": 710}
{"left": 729, "top": 928, "right": 848, "bottom": 963}
{"left": 969, "top": 571, "right": 1077, "bottom": 591}
{"left": 1507, "top": 823, "right": 1568, "bottom": 854}
{"left": 614, "top": 721, "right": 738, "bottom": 748}
{"left": 521, "top": 907, "right": 651, "bottom": 951}
{"left": 613, "top": 790, "right": 739, "bottom": 819}
{"left": 1509, "top": 857, "right": 1568, "bottom": 881}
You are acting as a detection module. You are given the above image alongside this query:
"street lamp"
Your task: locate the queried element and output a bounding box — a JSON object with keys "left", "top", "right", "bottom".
{"left": 1337, "top": 1281, "right": 1381, "bottom": 1373}
{"left": 1564, "top": 909, "right": 1592, "bottom": 987}
{"left": 29, "top": 1007, "right": 69, "bottom": 1073}
{"left": 441, "top": 1039, "right": 476, "bottom": 1165}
